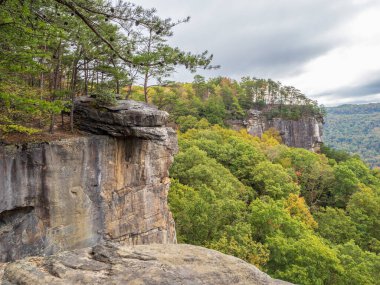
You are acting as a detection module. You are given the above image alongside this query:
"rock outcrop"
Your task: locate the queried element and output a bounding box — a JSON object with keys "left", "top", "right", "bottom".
{"left": 227, "top": 109, "right": 323, "bottom": 151}
{"left": 0, "top": 98, "right": 177, "bottom": 262}
{"left": 74, "top": 97, "right": 172, "bottom": 140}
{"left": 1, "top": 242, "right": 292, "bottom": 285}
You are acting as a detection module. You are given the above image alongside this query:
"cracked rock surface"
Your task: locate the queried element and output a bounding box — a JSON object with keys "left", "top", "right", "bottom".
{"left": 0, "top": 99, "right": 177, "bottom": 262}
{"left": 1, "top": 243, "right": 292, "bottom": 285}
{"left": 227, "top": 109, "right": 323, "bottom": 152}
{"left": 74, "top": 97, "right": 171, "bottom": 139}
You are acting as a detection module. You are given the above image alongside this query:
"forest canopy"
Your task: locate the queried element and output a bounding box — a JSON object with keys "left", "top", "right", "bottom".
{"left": 169, "top": 124, "right": 380, "bottom": 285}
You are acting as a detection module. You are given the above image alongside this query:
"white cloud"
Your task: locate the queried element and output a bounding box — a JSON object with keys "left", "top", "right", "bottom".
{"left": 280, "top": 3, "right": 380, "bottom": 105}
{"left": 132, "top": 0, "right": 380, "bottom": 105}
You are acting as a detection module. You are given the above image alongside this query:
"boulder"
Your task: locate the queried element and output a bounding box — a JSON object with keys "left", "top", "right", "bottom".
{"left": 74, "top": 97, "right": 170, "bottom": 139}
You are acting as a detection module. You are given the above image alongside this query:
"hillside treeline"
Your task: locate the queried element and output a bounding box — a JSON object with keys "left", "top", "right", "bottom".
{"left": 129, "top": 76, "right": 325, "bottom": 125}
{"left": 324, "top": 103, "right": 380, "bottom": 168}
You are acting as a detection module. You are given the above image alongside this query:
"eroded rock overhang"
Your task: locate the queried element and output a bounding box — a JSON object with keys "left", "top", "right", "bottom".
{"left": 0, "top": 98, "right": 178, "bottom": 262}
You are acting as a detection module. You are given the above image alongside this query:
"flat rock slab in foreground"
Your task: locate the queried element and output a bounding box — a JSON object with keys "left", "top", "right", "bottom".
{"left": 2, "top": 243, "right": 291, "bottom": 285}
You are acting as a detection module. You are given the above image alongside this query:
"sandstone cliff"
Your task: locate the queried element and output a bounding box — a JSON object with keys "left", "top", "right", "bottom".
{"left": 0, "top": 99, "right": 295, "bottom": 285}
{"left": 227, "top": 109, "right": 323, "bottom": 151}
{"left": 0, "top": 98, "right": 177, "bottom": 262}
{"left": 1, "top": 242, "right": 291, "bottom": 285}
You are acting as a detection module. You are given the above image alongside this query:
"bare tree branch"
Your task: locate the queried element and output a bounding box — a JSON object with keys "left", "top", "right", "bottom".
{"left": 54, "top": 0, "right": 137, "bottom": 65}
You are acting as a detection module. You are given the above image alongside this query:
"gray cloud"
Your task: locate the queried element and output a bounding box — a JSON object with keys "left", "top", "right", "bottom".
{"left": 135, "top": 0, "right": 380, "bottom": 103}
{"left": 141, "top": 0, "right": 365, "bottom": 76}
{"left": 317, "top": 77, "right": 380, "bottom": 99}
{"left": 201, "top": 2, "right": 349, "bottom": 77}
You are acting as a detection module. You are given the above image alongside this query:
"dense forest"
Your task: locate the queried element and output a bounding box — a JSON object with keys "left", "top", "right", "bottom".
{"left": 169, "top": 124, "right": 380, "bottom": 285}
{"left": 324, "top": 103, "right": 380, "bottom": 168}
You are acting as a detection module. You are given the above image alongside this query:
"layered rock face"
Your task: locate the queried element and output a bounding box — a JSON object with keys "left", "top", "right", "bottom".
{"left": 227, "top": 109, "right": 323, "bottom": 151}
{"left": 1, "top": 242, "right": 292, "bottom": 285}
{"left": 0, "top": 98, "right": 177, "bottom": 262}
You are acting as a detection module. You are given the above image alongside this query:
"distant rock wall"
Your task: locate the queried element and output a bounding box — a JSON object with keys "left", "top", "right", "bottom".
{"left": 227, "top": 109, "right": 323, "bottom": 151}
{"left": 0, "top": 98, "right": 177, "bottom": 262}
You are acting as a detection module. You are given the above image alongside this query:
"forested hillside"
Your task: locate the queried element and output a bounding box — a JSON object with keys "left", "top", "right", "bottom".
{"left": 169, "top": 124, "right": 380, "bottom": 285}
{"left": 324, "top": 103, "right": 380, "bottom": 168}
{"left": 128, "top": 76, "right": 325, "bottom": 125}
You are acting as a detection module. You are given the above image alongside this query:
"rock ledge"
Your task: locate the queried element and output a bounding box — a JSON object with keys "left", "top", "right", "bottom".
{"left": 74, "top": 97, "right": 171, "bottom": 140}
{"left": 2, "top": 242, "right": 292, "bottom": 285}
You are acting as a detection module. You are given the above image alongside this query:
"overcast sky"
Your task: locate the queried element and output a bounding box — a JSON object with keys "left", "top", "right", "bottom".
{"left": 133, "top": 0, "right": 380, "bottom": 106}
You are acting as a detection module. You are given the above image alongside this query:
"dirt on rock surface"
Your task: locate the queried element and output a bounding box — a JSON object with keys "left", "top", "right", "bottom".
{"left": 0, "top": 263, "right": 6, "bottom": 281}
{"left": 0, "top": 116, "right": 84, "bottom": 145}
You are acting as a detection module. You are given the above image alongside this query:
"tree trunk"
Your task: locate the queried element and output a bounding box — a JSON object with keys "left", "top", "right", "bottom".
{"left": 90, "top": 67, "right": 95, "bottom": 94}
{"left": 111, "top": 58, "right": 120, "bottom": 94}
{"left": 116, "top": 79, "right": 120, "bottom": 94}
{"left": 126, "top": 84, "right": 132, "bottom": 99}
{"left": 84, "top": 58, "right": 88, "bottom": 96}
{"left": 49, "top": 113, "right": 55, "bottom": 133}
{"left": 61, "top": 112, "right": 64, "bottom": 129}
{"left": 69, "top": 47, "right": 82, "bottom": 132}
{"left": 143, "top": 29, "right": 153, "bottom": 103}
{"left": 143, "top": 72, "right": 149, "bottom": 103}
{"left": 70, "top": 97, "right": 75, "bottom": 132}
{"left": 50, "top": 41, "right": 62, "bottom": 134}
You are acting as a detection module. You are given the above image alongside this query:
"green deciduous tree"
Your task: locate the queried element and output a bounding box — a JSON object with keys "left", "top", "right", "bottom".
{"left": 331, "top": 164, "right": 360, "bottom": 207}
{"left": 314, "top": 207, "right": 359, "bottom": 245}
{"left": 251, "top": 161, "right": 300, "bottom": 199}
{"left": 335, "top": 241, "right": 380, "bottom": 285}
{"left": 266, "top": 234, "right": 343, "bottom": 285}
{"left": 347, "top": 184, "right": 380, "bottom": 252}
{"left": 208, "top": 222, "right": 269, "bottom": 269}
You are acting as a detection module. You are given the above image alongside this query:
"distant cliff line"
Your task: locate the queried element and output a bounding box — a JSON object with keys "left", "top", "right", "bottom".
{"left": 226, "top": 108, "right": 323, "bottom": 152}
{"left": 123, "top": 77, "right": 325, "bottom": 151}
